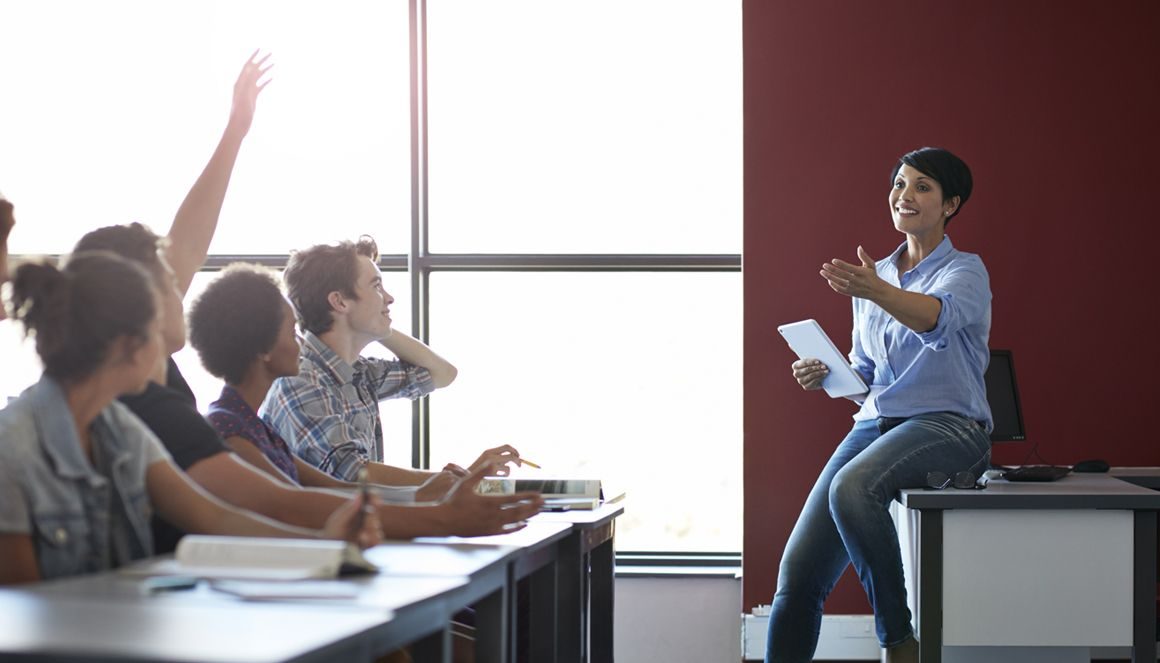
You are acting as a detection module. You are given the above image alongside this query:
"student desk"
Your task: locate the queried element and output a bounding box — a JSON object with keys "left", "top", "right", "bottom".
{"left": 0, "top": 510, "right": 624, "bottom": 663}
{"left": 399, "top": 520, "right": 575, "bottom": 663}
{"left": 537, "top": 503, "right": 624, "bottom": 663}
{"left": 897, "top": 472, "right": 1160, "bottom": 663}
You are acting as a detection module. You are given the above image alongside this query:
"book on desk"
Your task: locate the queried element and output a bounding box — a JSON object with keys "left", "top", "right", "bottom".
{"left": 477, "top": 477, "right": 623, "bottom": 511}
{"left": 123, "top": 535, "right": 378, "bottom": 581}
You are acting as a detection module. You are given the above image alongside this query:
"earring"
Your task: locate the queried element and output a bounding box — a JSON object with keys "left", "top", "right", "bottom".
{"left": 945, "top": 211, "right": 951, "bottom": 216}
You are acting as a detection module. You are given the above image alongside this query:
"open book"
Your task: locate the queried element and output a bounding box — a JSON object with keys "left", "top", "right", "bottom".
{"left": 125, "top": 536, "right": 378, "bottom": 581}
{"left": 478, "top": 478, "right": 605, "bottom": 510}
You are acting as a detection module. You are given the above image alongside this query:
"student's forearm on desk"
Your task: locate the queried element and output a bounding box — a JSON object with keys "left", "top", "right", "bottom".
{"left": 148, "top": 460, "right": 321, "bottom": 539}
{"left": 366, "top": 461, "right": 434, "bottom": 487}
{"left": 184, "top": 453, "right": 346, "bottom": 529}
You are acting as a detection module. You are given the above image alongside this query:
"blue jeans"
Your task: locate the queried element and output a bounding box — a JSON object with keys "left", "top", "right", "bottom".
{"left": 765, "top": 412, "right": 991, "bottom": 662}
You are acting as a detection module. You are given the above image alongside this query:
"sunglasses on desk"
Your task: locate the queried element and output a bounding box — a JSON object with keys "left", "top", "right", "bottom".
{"left": 925, "top": 470, "right": 986, "bottom": 490}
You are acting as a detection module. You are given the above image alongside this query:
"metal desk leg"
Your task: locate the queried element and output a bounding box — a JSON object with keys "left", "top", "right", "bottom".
{"left": 1133, "top": 510, "right": 1157, "bottom": 663}
{"left": 528, "top": 561, "right": 559, "bottom": 663}
{"left": 556, "top": 533, "right": 584, "bottom": 663}
{"left": 410, "top": 625, "right": 451, "bottom": 663}
{"left": 476, "top": 587, "right": 510, "bottom": 663}
{"left": 917, "top": 509, "right": 942, "bottom": 663}
{"left": 589, "top": 538, "right": 614, "bottom": 663}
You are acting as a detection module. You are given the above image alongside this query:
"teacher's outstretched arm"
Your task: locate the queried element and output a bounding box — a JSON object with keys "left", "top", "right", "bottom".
{"left": 820, "top": 246, "right": 941, "bottom": 332}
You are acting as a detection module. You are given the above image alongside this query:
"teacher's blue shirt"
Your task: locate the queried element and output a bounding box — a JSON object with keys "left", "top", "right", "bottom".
{"left": 849, "top": 235, "right": 993, "bottom": 431}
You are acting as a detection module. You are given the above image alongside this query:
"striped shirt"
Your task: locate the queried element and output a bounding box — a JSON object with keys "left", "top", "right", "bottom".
{"left": 260, "top": 332, "right": 435, "bottom": 481}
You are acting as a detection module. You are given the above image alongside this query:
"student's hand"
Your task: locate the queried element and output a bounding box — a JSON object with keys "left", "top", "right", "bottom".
{"left": 438, "top": 465, "right": 543, "bottom": 536}
{"left": 442, "top": 462, "right": 470, "bottom": 478}
{"left": 820, "top": 246, "right": 889, "bottom": 301}
{"left": 465, "top": 444, "right": 522, "bottom": 477}
{"left": 792, "top": 358, "right": 828, "bottom": 391}
{"left": 416, "top": 470, "right": 458, "bottom": 501}
{"left": 228, "top": 50, "right": 273, "bottom": 136}
{"left": 321, "top": 491, "right": 384, "bottom": 549}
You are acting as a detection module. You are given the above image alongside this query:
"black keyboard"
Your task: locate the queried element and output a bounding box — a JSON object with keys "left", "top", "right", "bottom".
{"left": 1002, "top": 466, "right": 1072, "bottom": 482}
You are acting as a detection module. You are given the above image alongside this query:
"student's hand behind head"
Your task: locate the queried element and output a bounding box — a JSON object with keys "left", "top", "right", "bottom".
{"left": 439, "top": 465, "right": 543, "bottom": 537}
{"left": 322, "top": 491, "right": 383, "bottom": 549}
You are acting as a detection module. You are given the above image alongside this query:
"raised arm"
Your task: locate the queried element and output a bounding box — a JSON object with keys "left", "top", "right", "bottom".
{"left": 821, "top": 246, "right": 941, "bottom": 332}
{"left": 166, "top": 51, "right": 272, "bottom": 295}
{"left": 379, "top": 330, "right": 458, "bottom": 389}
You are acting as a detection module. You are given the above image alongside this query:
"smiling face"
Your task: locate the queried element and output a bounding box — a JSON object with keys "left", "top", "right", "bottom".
{"left": 340, "top": 256, "right": 394, "bottom": 343}
{"left": 889, "top": 163, "right": 958, "bottom": 238}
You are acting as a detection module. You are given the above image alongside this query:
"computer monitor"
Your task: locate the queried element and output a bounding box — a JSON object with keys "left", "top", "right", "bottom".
{"left": 984, "top": 349, "right": 1026, "bottom": 442}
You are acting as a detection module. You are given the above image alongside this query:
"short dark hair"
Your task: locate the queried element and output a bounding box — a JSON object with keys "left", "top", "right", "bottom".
{"left": 11, "top": 252, "right": 157, "bottom": 381}
{"left": 72, "top": 223, "right": 168, "bottom": 279}
{"left": 188, "top": 263, "right": 285, "bottom": 385}
{"left": 890, "top": 147, "right": 973, "bottom": 224}
{"left": 283, "top": 236, "right": 379, "bottom": 335}
{"left": 0, "top": 199, "right": 14, "bottom": 246}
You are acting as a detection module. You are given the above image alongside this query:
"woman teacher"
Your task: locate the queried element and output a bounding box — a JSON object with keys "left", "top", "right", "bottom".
{"left": 766, "top": 147, "right": 992, "bottom": 663}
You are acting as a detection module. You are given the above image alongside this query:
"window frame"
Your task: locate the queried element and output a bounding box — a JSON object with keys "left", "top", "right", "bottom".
{"left": 7, "top": 0, "right": 742, "bottom": 557}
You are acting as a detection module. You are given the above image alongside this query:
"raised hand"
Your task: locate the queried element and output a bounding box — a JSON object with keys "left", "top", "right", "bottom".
{"left": 228, "top": 50, "right": 273, "bottom": 136}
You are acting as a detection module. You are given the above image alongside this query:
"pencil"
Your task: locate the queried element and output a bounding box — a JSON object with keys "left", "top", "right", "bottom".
{"left": 520, "top": 458, "right": 542, "bottom": 469}
{"left": 354, "top": 466, "right": 371, "bottom": 531}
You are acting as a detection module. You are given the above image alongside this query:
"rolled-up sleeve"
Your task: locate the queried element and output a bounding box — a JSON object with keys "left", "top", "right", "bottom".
{"left": 363, "top": 358, "right": 435, "bottom": 401}
{"left": 915, "top": 256, "right": 991, "bottom": 351}
{"left": 849, "top": 300, "right": 876, "bottom": 384}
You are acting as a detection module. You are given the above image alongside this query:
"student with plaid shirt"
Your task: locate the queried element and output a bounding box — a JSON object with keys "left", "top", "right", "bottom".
{"left": 262, "top": 237, "right": 527, "bottom": 488}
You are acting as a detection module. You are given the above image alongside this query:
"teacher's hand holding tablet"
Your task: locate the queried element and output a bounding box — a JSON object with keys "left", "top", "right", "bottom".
{"left": 792, "top": 358, "right": 829, "bottom": 390}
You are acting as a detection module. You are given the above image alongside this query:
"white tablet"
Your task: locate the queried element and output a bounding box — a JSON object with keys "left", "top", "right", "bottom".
{"left": 777, "top": 319, "right": 869, "bottom": 398}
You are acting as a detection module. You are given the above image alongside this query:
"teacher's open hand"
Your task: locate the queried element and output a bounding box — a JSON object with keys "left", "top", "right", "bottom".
{"left": 820, "top": 246, "right": 887, "bottom": 300}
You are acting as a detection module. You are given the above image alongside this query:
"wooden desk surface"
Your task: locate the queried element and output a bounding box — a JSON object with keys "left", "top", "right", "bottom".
{"left": 901, "top": 472, "right": 1160, "bottom": 510}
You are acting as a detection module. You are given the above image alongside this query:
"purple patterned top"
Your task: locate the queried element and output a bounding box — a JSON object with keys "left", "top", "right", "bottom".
{"left": 207, "top": 385, "right": 300, "bottom": 483}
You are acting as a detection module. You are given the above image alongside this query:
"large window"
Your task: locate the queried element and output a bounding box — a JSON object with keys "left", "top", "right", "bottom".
{"left": 1, "top": 0, "right": 741, "bottom": 554}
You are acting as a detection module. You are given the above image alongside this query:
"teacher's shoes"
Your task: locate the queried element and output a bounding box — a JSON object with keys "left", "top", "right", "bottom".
{"left": 881, "top": 636, "right": 918, "bottom": 663}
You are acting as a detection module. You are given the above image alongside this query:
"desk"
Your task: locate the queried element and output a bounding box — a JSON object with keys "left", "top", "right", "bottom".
{"left": 898, "top": 473, "right": 1160, "bottom": 663}
{"left": 0, "top": 510, "right": 623, "bottom": 663}
{"left": 0, "top": 582, "right": 403, "bottom": 662}
{"left": 538, "top": 503, "right": 624, "bottom": 663}
{"left": 409, "top": 521, "right": 574, "bottom": 662}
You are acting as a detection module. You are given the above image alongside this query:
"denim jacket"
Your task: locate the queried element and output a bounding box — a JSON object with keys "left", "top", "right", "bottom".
{"left": 0, "top": 375, "right": 169, "bottom": 580}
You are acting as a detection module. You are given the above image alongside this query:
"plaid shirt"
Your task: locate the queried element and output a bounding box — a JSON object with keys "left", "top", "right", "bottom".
{"left": 260, "top": 332, "right": 435, "bottom": 481}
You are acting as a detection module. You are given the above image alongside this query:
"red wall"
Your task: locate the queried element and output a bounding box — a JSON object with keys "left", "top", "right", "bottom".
{"left": 743, "top": 0, "right": 1160, "bottom": 613}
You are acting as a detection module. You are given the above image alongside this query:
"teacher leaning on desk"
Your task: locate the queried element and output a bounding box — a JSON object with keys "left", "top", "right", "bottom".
{"left": 765, "top": 148, "right": 992, "bottom": 663}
